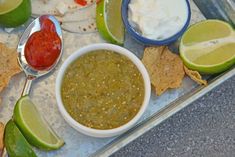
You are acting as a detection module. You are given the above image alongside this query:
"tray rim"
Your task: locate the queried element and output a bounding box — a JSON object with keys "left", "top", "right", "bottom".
{"left": 91, "top": 66, "right": 235, "bottom": 157}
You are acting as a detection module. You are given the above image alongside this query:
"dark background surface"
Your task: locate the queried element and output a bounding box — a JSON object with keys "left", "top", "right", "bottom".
{"left": 111, "top": 75, "right": 235, "bottom": 157}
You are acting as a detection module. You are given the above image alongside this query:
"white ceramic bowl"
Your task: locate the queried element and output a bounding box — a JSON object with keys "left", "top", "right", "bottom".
{"left": 56, "top": 43, "right": 151, "bottom": 138}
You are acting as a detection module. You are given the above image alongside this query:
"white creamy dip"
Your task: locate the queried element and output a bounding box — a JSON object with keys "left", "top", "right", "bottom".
{"left": 128, "top": 0, "right": 189, "bottom": 40}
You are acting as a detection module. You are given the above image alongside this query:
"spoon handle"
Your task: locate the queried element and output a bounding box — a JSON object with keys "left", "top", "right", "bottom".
{"left": 21, "top": 76, "right": 34, "bottom": 96}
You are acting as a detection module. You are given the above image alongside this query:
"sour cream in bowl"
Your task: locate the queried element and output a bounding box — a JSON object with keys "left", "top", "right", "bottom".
{"left": 122, "top": 0, "right": 191, "bottom": 45}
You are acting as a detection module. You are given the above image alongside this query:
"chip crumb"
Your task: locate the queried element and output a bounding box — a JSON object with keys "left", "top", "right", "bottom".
{"left": 142, "top": 46, "right": 185, "bottom": 96}
{"left": 0, "top": 122, "right": 4, "bottom": 157}
{"left": 0, "top": 43, "right": 22, "bottom": 94}
{"left": 184, "top": 66, "right": 207, "bottom": 85}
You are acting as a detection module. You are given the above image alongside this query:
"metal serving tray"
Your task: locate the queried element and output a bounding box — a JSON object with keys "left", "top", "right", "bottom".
{"left": 0, "top": 1, "right": 234, "bottom": 157}
{"left": 91, "top": 1, "right": 235, "bottom": 156}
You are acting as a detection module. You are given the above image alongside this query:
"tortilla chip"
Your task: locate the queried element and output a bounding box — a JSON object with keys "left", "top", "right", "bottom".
{"left": 0, "top": 43, "right": 21, "bottom": 93}
{"left": 0, "top": 122, "right": 4, "bottom": 156}
{"left": 32, "top": 0, "right": 95, "bottom": 16}
{"left": 61, "top": 18, "right": 97, "bottom": 34}
{"left": 142, "top": 46, "right": 185, "bottom": 96}
{"left": 31, "top": 0, "right": 97, "bottom": 33}
{"left": 184, "top": 66, "right": 207, "bottom": 85}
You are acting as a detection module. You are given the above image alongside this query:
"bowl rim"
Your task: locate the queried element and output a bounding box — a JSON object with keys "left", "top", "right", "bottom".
{"left": 121, "top": 0, "right": 191, "bottom": 45}
{"left": 55, "top": 43, "right": 151, "bottom": 138}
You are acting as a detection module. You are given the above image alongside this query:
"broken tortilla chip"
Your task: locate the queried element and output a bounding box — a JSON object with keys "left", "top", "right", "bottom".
{"left": 142, "top": 46, "right": 185, "bottom": 96}
{"left": 0, "top": 43, "right": 21, "bottom": 93}
{"left": 184, "top": 66, "right": 207, "bottom": 85}
{"left": 0, "top": 122, "right": 4, "bottom": 157}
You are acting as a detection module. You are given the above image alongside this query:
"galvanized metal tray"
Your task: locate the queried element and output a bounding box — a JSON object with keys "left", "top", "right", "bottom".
{"left": 91, "top": 1, "right": 235, "bottom": 156}
{"left": 0, "top": 1, "right": 234, "bottom": 157}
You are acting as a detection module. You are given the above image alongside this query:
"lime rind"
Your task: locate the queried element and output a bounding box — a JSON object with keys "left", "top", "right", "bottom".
{"left": 4, "top": 120, "right": 37, "bottom": 157}
{"left": 180, "top": 20, "right": 235, "bottom": 74}
{"left": 96, "top": 0, "right": 124, "bottom": 45}
{"left": 13, "top": 96, "right": 64, "bottom": 151}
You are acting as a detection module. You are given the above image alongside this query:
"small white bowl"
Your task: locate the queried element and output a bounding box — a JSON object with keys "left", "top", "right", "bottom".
{"left": 55, "top": 43, "right": 151, "bottom": 138}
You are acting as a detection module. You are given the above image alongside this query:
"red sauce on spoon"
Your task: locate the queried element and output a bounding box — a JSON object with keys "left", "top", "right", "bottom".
{"left": 25, "top": 16, "right": 62, "bottom": 70}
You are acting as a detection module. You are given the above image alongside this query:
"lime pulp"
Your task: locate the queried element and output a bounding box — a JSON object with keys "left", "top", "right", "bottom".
{"left": 0, "top": 0, "right": 31, "bottom": 27}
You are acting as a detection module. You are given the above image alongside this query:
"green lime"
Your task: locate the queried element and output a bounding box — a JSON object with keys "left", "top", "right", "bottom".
{"left": 4, "top": 120, "right": 37, "bottom": 157}
{"left": 13, "top": 96, "right": 64, "bottom": 151}
{"left": 0, "top": 0, "right": 31, "bottom": 27}
{"left": 96, "top": 0, "right": 124, "bottom": 45}
{"left": 180, "top": 20, "right": 235, "bottom": 74}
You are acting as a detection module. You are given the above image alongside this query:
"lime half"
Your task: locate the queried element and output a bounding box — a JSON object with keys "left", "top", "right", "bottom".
{"left": 13, "top": 96, "right": 64, "bottom": 151}
{"left": 4, "top": 120, "right": 37, "bottom": 157}
{"left": 96, "top": 0, "right": 124, "bottom": 45}
{"left": 180, "top": 20, "right": 235, "bottom": 74}
{"left": 0, "top": 0, "right": 31, "bottom": 27}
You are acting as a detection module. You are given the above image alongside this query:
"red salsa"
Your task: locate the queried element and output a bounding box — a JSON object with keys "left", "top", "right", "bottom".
{"left": 74, "top": 0, "right": 87, "bottom": 6}
{"left": 74, "top": 0, "right": 101, "bottom": 6}
{"left": 25, "top": 16, "right": 61, "bottom": 70}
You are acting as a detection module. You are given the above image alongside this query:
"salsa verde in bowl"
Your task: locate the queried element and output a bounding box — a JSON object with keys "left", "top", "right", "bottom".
{"left": 56, "top": 43, "right": 151, "bottom": 138}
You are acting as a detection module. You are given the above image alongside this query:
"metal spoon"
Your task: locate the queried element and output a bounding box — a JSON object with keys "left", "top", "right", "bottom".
{"left": 17, "top": 15, "right": 63, "bottom": 96}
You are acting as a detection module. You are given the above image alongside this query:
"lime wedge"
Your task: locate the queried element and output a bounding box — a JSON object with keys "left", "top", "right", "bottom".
{"left": 180, "top": 20, "right": 235, "bottom": 74}
{"left": 96, "top": 0, "right": 124, "bottom": 45}
{"left": 4, "top": 120, "right": 37, "bottom": 157}
{"left": 0, "top": 0, "right": 31, "bottom": 27}
{"left": 13, "top": 96, "right": 64, "bottom": 151}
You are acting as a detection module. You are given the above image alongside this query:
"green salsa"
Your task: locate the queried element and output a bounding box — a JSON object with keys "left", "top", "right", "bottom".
{"left": 61, "top": 50, "right": 144, "bottom": 130}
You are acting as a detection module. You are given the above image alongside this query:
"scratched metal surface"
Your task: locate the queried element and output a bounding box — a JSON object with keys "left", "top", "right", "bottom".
{"left": 0, "top": 1, "right": 220, "bottom": 157}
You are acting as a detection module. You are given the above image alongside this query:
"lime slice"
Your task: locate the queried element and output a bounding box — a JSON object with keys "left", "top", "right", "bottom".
{"left": 96, "top": 0, "right": 124, "bottom": 45}
{"left": 0, "top": 0, "right": 31, "bottom": 27}
{"left": 180, "top": 20, "right": 235, "bottom": 74}
{"left": 4, "top": 120, "right": 37, "bottom": 157}
{"left": 13, "top": 96, "right": 64, "bottom": 151}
